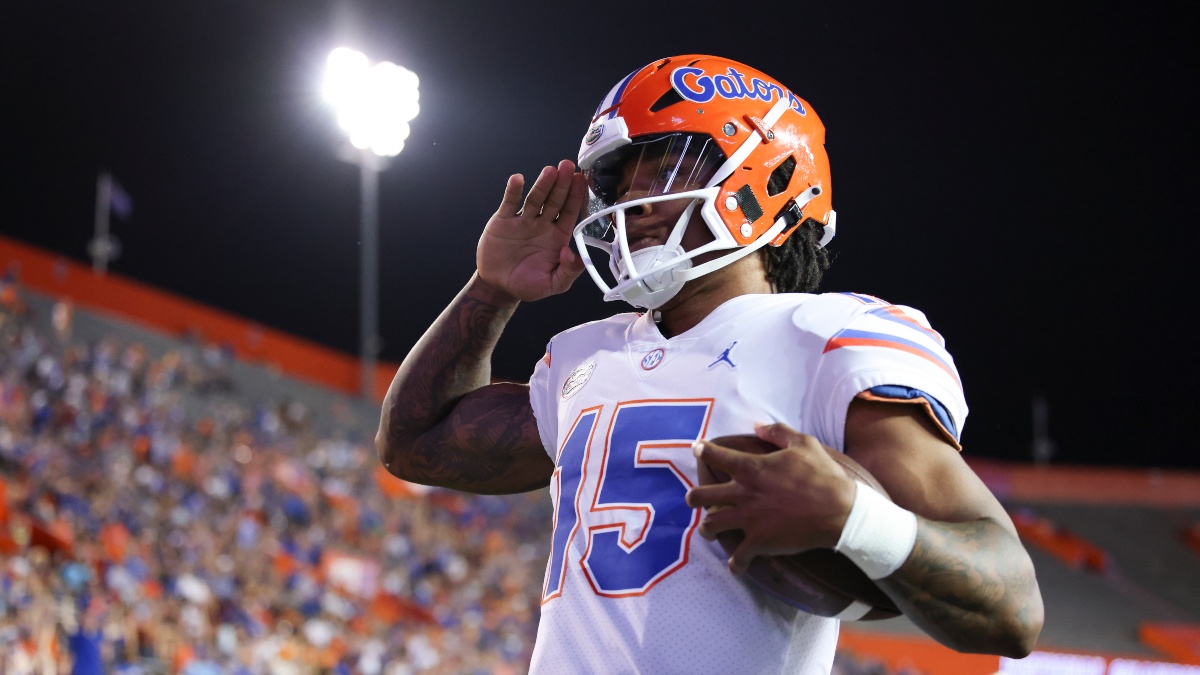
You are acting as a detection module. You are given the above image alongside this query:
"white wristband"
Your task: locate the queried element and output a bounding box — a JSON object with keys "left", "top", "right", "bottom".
{"left": 834, "top": 481, "right": 918, "bottom": 580}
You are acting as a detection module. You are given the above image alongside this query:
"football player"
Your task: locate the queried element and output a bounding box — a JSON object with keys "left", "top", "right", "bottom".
{"left": 377, "top": 55, "right": 1043, "bottom": 674}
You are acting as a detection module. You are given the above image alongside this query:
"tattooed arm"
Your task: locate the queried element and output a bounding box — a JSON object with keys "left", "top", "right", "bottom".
{"left": 845, "top": 398, "right": 1044, "bottom": 657}
{"left": 376, "top": 160, "right": 588, "bottom": 495}
{"left": 376, "top": 276, "right": 551, "bottom": 494}
{"left": 688, "top": 398, "right": 1042, "bottom": 657}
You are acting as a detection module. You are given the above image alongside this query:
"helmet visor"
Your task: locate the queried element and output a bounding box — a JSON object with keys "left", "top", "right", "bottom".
{"left": 582, "top": 132, "right": 725, "bottom": 239}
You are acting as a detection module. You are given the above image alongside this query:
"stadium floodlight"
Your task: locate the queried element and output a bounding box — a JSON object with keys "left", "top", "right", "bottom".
{"left": 324, "top": 47, "right": 419, "bottom": 157}
{"left": 323, "top": 47, "right": 420, "bottom": 400}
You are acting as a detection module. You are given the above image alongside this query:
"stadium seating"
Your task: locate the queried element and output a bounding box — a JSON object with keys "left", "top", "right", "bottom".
{"left": 4, "top": 238, "right": 1200, "bottom": 674}
{"left": 0, "top": 283, "right": 550, "bottom": 675}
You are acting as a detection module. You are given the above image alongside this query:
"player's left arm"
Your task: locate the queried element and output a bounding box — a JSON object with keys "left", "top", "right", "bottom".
{"left": 843, "top": 397, "right": 1044, "bottom": 658}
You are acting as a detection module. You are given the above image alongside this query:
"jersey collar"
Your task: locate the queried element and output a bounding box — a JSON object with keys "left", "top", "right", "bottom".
{"left": 627, "top": 293, "right": 777, "bottom": 346}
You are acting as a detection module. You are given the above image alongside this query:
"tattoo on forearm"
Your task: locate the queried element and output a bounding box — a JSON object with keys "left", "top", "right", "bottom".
{"left": 415, "top": 383, "right": 548, "bottom": 493}
{"left": 879, "top": 518, "right": 1040, "bottom": 654}
{"left": 381, "top": 283, "right": 548, "bottom": 494}
{"left": 386, "top": 291, "right": 512, "bottom": 444}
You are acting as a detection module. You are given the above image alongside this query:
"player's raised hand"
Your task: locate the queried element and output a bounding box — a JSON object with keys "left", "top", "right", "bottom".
{"left": 477, "top": 160, "right": 589, "bottom": 302}
{"left": 686, "top": 423, "right": 857, "bottom": 575}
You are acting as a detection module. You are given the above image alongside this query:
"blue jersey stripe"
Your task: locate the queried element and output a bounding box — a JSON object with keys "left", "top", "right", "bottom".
{"left": 832, "top": 328, "right": 955, "bottom": 373}
{"left": 866, "top": 385, "right": 958, "bottom": 440}
{"left": 607, "top": 68, "right": 641, "bottom": 119}
{"left": 836, "top": 292, "right": 882, "bottom": 305}
{"left": 866, "top": 307, "right": 942, "bottom": 344}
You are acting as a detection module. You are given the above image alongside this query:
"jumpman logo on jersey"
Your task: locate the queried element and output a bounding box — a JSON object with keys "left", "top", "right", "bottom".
{"left": 707, "top": 341, "right": 738, "bottom": 370}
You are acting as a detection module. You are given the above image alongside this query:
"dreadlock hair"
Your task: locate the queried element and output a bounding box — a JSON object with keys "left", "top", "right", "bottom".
{"left": 761, "top": 218, "right": 830, "bottom": 293}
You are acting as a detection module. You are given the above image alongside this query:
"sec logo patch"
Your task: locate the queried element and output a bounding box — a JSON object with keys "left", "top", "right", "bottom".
{"left": 562, "top": 362, "right": 595, "bottom": 400}
{"left": 640, "top": 349, "right": 665, "bottom": 371}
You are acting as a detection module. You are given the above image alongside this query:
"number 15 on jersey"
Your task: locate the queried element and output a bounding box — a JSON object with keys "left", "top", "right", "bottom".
{"left": 542, "top": 399, "right": 713, "bottom": 602}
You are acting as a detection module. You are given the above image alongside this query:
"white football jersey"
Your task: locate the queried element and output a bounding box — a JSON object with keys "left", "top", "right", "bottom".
{"left": 526, "top": 292, "right": 967, "bottom": 675}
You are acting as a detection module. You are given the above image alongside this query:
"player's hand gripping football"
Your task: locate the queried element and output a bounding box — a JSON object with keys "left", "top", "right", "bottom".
{"left": 686, "top": 423, "right": 858, "bottom": 575}
{"left": 476, "top": 160, "right": 589, "bottom": 302}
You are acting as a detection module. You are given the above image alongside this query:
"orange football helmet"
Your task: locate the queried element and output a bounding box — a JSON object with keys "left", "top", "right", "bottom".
{"left": 573, "top": 55, "right": 834, "bottom": 309}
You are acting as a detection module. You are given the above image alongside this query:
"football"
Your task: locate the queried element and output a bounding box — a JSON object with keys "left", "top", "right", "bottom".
{"left": 697, "top": 434, "right": 902, "bottom": 621}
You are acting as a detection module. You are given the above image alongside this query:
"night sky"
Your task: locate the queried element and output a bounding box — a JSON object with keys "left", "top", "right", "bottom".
{"left": 1, "top": 2, "right": 1196, "bottom": 468}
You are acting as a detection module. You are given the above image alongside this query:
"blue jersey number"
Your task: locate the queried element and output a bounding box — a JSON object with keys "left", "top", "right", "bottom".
{"left": 542, "top": 407, "right": 600, "bottom": 601}
{"left": 542, "top": 400, "right": 712, "bottom": 603}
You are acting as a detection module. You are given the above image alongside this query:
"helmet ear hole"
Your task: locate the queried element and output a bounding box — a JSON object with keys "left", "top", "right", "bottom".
{"left": 650, "top": 88, "right": 686, "bottom": 113}
{"left": 766, "top": 156, "right": 797, "bottom": 197}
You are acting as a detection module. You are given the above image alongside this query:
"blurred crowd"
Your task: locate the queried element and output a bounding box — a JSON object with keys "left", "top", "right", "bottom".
{"left": 0, "top": 280, "right": 917, "bottom": 675}
{"left": 0, "top": 287, "right": 550, "bottom": 675}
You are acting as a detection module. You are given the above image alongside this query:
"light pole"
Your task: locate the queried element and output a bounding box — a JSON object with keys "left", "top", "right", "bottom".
{"left": 323, "top": 47, "right": 419, "bottom": 401}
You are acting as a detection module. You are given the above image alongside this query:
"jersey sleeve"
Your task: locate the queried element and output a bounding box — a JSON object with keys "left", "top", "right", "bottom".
{"left": 803, "top": 298, "right": 968, "bottom": 452}
{"left": 527, "top": 342, "right": 558, "bottom": 460}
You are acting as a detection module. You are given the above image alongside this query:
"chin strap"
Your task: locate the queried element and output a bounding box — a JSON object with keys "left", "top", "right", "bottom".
{"left": 673, "top": 218, "right": 787, "bottom": 285}
{"left": 598, "top": 182, "right": 818, "bottom": 308}
{"left": 769, "top": 186, "right": 835, "bottom": 250}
